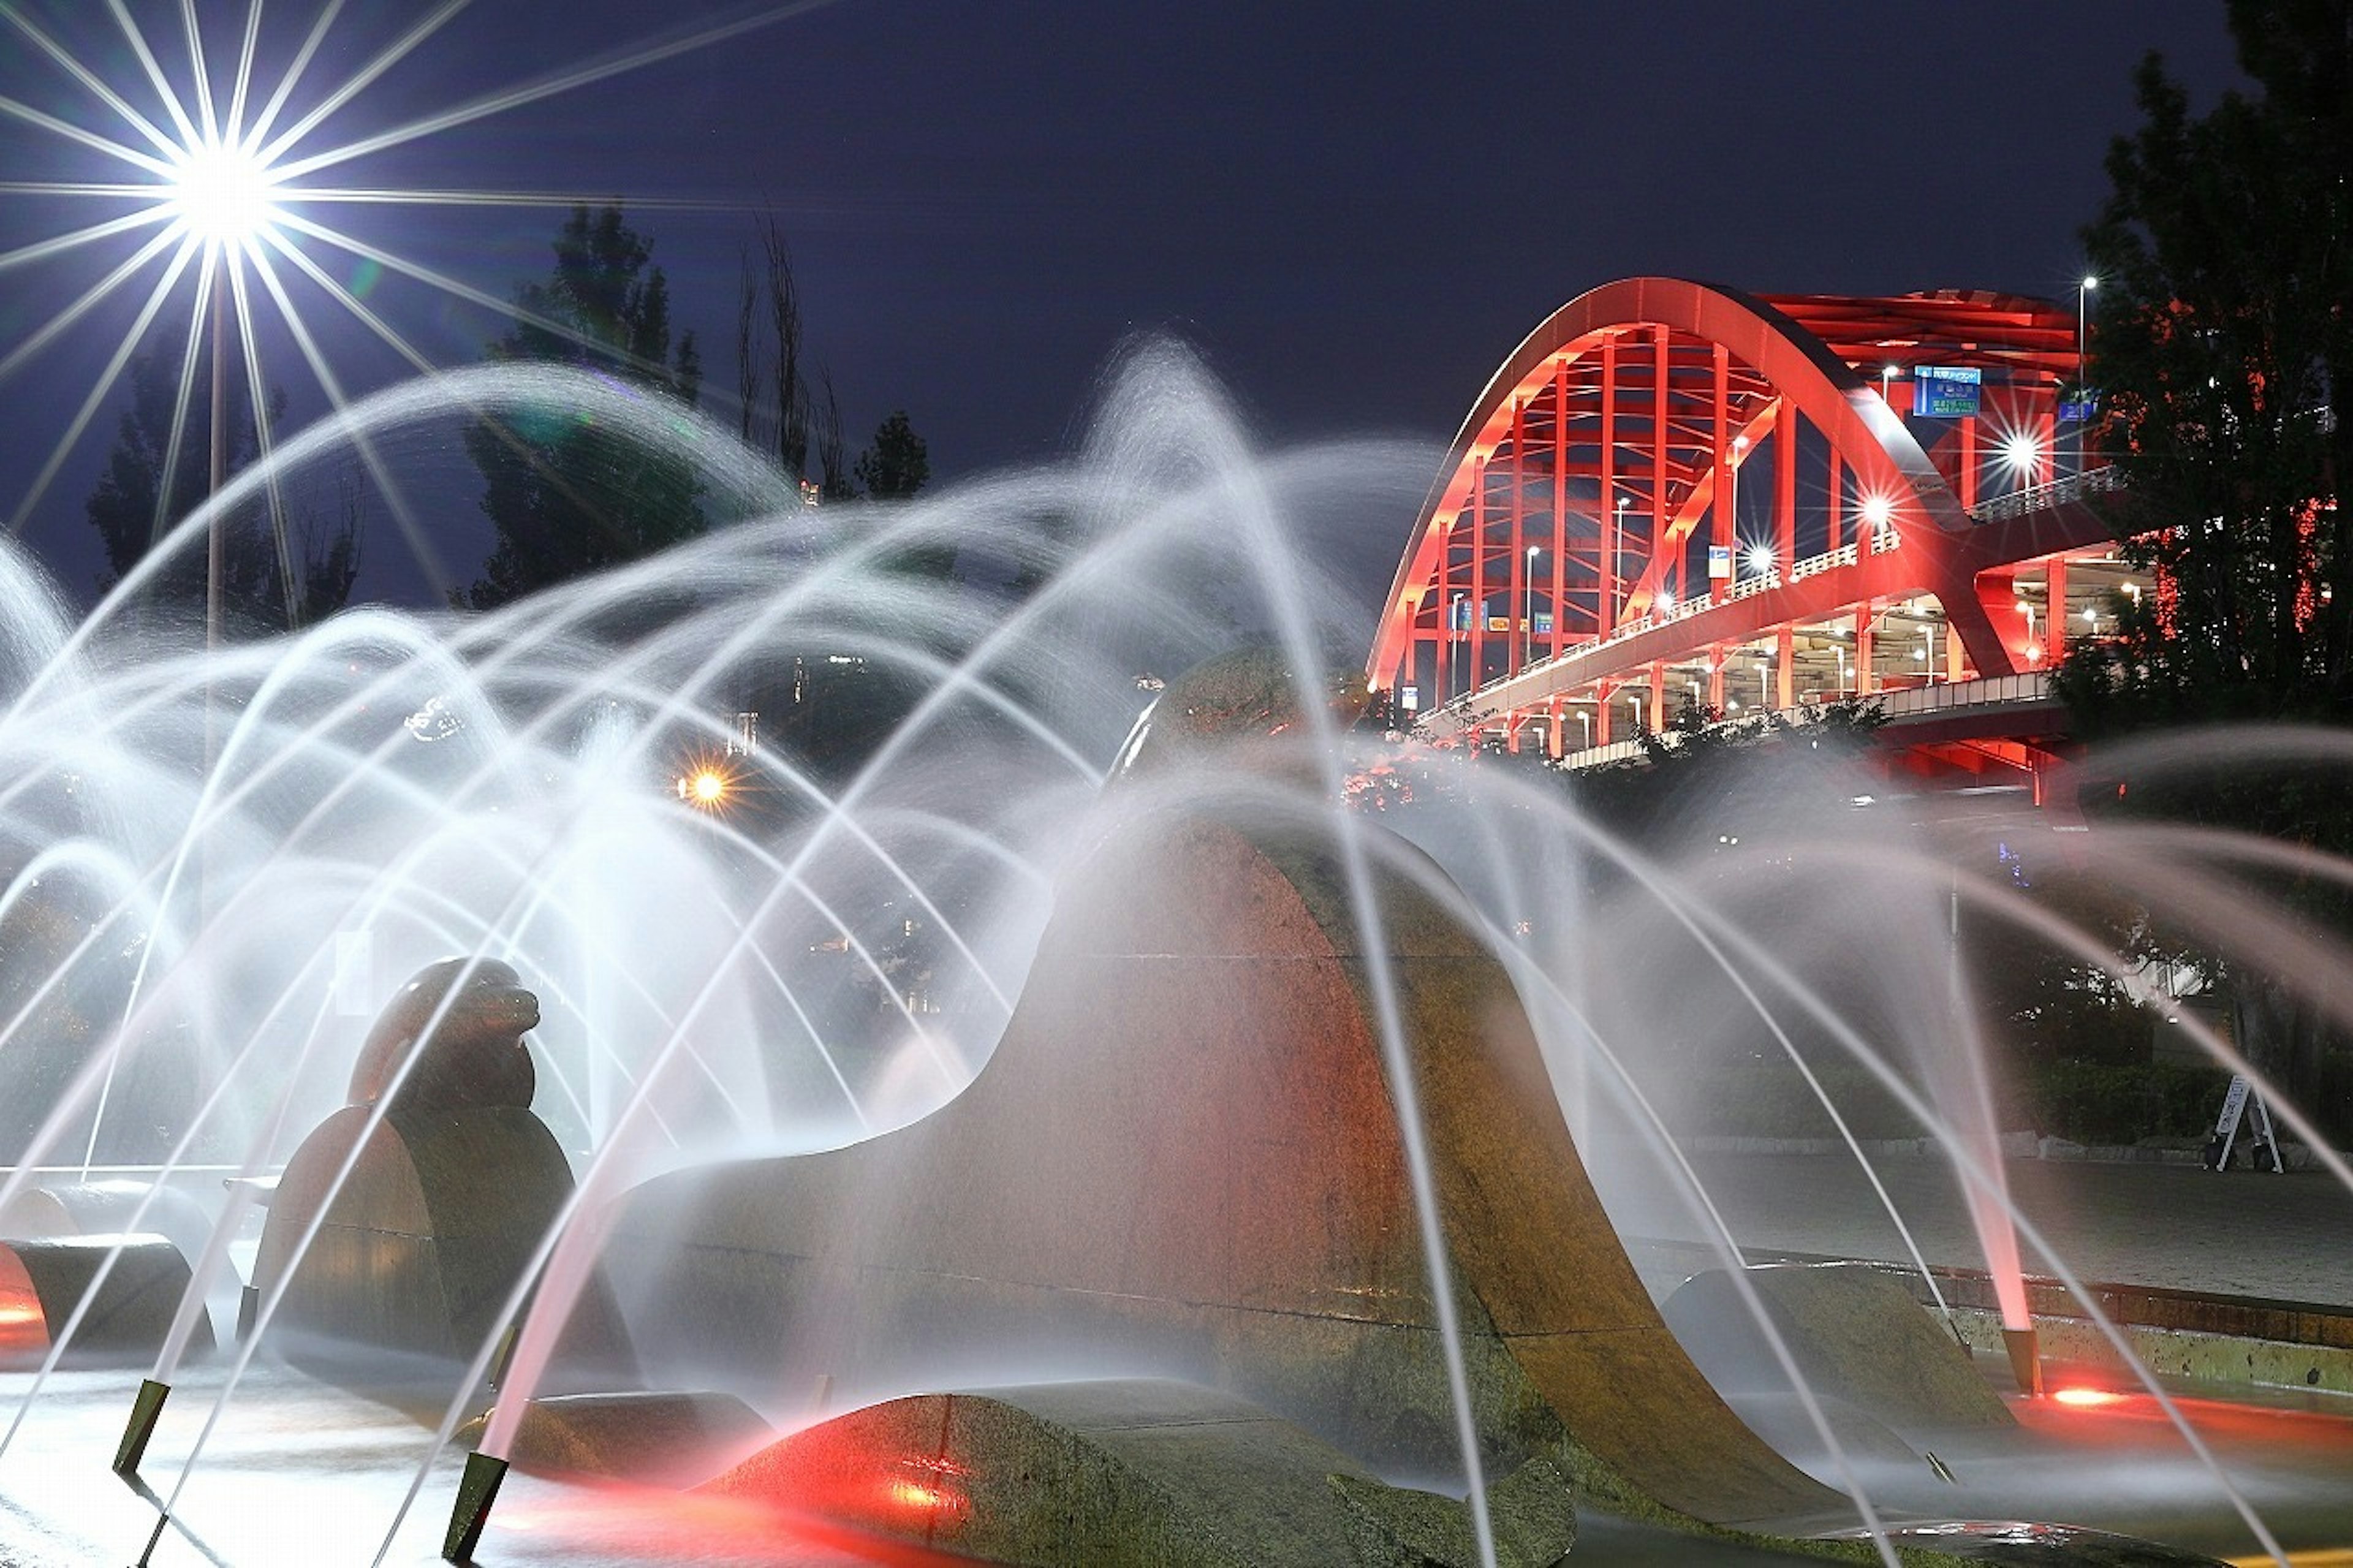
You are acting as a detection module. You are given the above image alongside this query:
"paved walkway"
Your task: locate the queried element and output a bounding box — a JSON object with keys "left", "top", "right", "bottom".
{"left": 1616, "top": 1148, "right": 2353, "bottom": 1307}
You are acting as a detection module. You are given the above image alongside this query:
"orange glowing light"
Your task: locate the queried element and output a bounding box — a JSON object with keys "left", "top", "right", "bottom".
{"left": 2051, "top": 1386, "right": 2124, "bottom": 1407}
{"left": 674, "top": 755, "right": 737, "bottom": 811}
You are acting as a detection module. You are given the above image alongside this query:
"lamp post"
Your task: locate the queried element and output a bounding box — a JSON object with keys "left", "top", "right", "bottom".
{"left": 205, "top": 248, "right": 229, "bottom": 652}
{"left": 1881, "top": 362, "right": 1898, "bottom": 408}
{"left": 1756, "top": 659, "right": 1770, "bottom": 711}
{"left": 1524, "top": 544, "right": 1540, "bottom": 670}
{"left": 1921, "top": 624, "right": 1937, "bottom": 683}
{"left": 1728, "top": 433, "right": 1747, "bottom": 574}
{"left": 1613, "top": 494, "right": 1631, "bottom": 623}
{"left": 2074, "top": 275, "right": 2099, "bottom": 480}
{"left": 2075, "top": 275, "right": 2098, "bottom": 391}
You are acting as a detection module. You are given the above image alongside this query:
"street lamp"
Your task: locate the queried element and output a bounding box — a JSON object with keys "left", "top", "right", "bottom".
{"left": 1921, "top": 623, "right": 1938, "bottom": 682}
{"left": 1756, "top": 658, "right": 1771, "bottom": 711}
{"left": 1524, "top": 544, "right": 1541, "bottom": 670}
{"left": 2076, "top": 275, "right": 2099, "bottom": 390}
{"left": 1881, "top": 362, "right": 1898, "bottom": 407}
{"left": 2018, "top": 599, "right": 2039, "bottom": 664}
{"left": 165, "top": 136, "right": 286, "bottom": 651}
{"left": 1614, "top": 494, "right": 1632, "bottom": 620}
{"left": 1728, "top": 431, "right": 1748, "bottom": 551}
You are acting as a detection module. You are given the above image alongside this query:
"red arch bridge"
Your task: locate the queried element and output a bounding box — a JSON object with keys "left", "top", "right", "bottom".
{"left": 1365, "top": 278, "right": 2130, "bottom": 801}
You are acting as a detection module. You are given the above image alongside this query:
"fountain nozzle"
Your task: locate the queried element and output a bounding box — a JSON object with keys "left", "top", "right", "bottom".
{"left": 2002, "top": 1325, "right": 2044, "bottom": 1398}
{"left": 112, "top": 1378, "right": 170, "bottom": 1476}
{"left": 443, "top": 1450, "right": 509, "bottom": 1562}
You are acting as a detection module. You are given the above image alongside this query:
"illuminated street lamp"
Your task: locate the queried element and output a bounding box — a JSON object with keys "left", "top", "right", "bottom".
{"left": 2076, "top": 275, "right": 2099, "bottom": 389}
{"left": 1524, "top": 544, "right": 1541, "bottom": 670}
{"left": 1614, "top": 494, "right": 1632, "bottom": 620}
{"left": 166, "top": 138, "right": 287, "bottom": 652}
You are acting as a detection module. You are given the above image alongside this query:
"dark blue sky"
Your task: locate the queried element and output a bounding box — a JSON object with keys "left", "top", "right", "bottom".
{"left": 0, "top": 0, "right": 2243, "bottom": 608}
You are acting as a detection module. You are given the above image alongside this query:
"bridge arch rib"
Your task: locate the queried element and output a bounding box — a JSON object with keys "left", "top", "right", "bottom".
{"left": 1368, "top": 277, "right": 2109, "bottom": 754}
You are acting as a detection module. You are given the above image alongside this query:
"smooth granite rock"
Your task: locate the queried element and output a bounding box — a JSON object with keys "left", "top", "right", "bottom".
{"left": 1663, "top": 1263, "right": 2015, "bottom": 1433}
{"left": 613, "top": 802, "right": 1835, "bottom": 1530}
{"left": 704, "top": 1378, "right": 1572, "bottom": 1568}
{"left": 0, "top": 1233, "right": 208, "bottom": 1366}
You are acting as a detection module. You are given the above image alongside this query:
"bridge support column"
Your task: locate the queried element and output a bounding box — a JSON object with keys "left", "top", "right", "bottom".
{"left": 1854, "top": 605, "right": 1875, "bottom": 695}
{"left": 1707, "top": 646, "right": 1724, "bottom": 711}
{"left": 1776, "top": 627, "right": 1795, "bottom": 710}
{"left": 1958, "top": 415, "right": 1980, "bottom": 512}
{"left": 1649, "top": 662, "right": 1666, "bottom": 732}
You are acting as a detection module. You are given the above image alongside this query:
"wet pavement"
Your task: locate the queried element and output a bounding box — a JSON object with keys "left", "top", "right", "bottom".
{"left": 4, "top": 1152, "right": 2351, "bottom": 1566}
{"left": 1630, "top": 1149, "right": 2353, "bottom": 1308}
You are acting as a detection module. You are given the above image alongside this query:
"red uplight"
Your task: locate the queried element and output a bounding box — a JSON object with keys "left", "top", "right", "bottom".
{"left": 2051, "top": 1385, "right": 2125, "bottom": 1407}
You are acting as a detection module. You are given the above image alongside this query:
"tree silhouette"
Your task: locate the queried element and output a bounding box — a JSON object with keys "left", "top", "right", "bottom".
{"left": 85, "top": 331, "right": 360, "bottom": 631}
{"left": 462, "top": 204, "right": 704, "bottom": 609}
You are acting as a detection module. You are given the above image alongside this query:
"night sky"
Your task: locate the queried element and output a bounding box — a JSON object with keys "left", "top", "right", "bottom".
{"left": 0, "top": 0, "right": 2244, "bottom": 612}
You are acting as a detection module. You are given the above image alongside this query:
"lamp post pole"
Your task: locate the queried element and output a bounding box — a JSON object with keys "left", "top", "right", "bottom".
{"left": 1523, "top": 545, "right": 1539, "bottom": 670}
{"left": 207, "top": 248, "right": 228, "bottom": 652}
{"left": 2075, "top": 275, "right": 2099, "bottom": 479}
{"left": 1613, "top": 495, "right": 1630, "bottom": 624}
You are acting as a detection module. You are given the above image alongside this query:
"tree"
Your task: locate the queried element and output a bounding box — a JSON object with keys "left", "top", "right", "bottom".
{"left": 85, "top": 331, "right": 360, "bottom": 631}
{"left": 856, "top": 410, "right": 929, "bottom": 501}
{"left": 462, "top": 204, "right": 704, "bottom": 609}
{"left": 2053, "top": 1, "right": 2353, "bottom": 1138}
{"left": 2058, "top": 2, "right": 2352, "bottom": 732}
{"left": 857, "top": 409, "right": 947, "bottom": 581}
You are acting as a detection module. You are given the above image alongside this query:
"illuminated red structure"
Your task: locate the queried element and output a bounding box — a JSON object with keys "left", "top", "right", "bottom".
{"left": 1368, "top": 279, "right": 2131, "bottom": 782}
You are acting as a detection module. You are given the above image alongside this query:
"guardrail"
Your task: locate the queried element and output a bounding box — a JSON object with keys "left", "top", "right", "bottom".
{"left": 1971, "top": 464, "right": 2121, "bottom": 523}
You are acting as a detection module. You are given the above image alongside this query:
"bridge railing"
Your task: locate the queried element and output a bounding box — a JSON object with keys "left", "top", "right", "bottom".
{"left": 1971, "top": 464, "right": 2122, "bottom": 523}
{"left": 1536, "top": 672, "right": 2059, "bottom": 770}
{"left": 1870, "top": 670, "right": 2053, "bottom": 719}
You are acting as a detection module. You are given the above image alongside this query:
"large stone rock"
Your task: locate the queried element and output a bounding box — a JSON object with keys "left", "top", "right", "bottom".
{"left": 613, "top": 802, "right": 1837, "bottom": 1531}
{"left": 701, "top": 1379, "right": 1574, "bottom": 1568}
{"left": 0, "top": 1233, "right": 207, "bottom": 1367}
{"left": 1662, "top": 1263, "right": 2015, "bottom": 1435}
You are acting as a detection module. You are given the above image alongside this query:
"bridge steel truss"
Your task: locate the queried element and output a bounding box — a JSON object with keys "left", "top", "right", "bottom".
{"left": 1368, "top": 278, "right": 2124, "bottom": 761}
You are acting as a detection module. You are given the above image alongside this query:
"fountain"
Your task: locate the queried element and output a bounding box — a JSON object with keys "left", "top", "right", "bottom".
{"left": 0, "top": 348, "right": 2347, "bottom": 1567}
